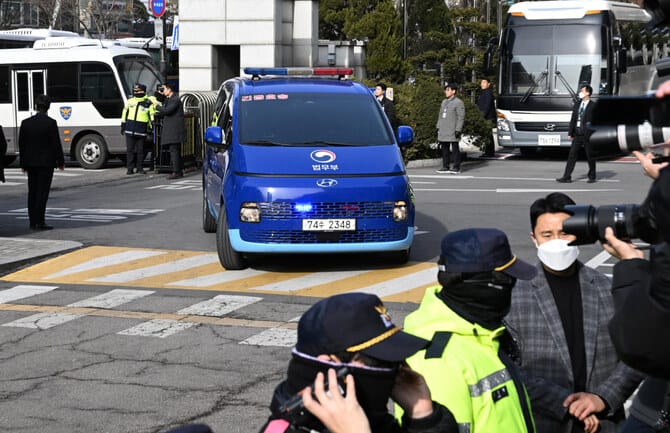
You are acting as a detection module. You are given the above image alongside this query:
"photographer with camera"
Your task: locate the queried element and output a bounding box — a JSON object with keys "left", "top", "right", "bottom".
{"left": 258, "top": 293, "right": 458, "bottom": 433}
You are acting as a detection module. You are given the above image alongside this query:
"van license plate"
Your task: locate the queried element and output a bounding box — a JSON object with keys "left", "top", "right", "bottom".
{"left": 302, "top": 219, "right": 356, "bottom": 231}
{"left": 538, "top": 134, "right": 561, "bottom": 146}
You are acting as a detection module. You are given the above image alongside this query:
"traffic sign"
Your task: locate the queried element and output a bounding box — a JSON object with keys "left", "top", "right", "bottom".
{"left": 149, "top": 0, "right": 166, "bottom": 18}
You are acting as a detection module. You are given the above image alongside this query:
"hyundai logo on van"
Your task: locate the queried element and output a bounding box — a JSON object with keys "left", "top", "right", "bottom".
{"left": 316, "top": 179, "right": 338, "bottom": 187}
{"left": 310, "top": 150, "right": 336, "bottom": 163}
{"left": 60, "top": 106, "right": 72, "bottom": 120}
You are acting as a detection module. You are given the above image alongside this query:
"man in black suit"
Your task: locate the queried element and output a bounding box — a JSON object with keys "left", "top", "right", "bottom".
{"left": 18, "top": 94, "right": 65, "bottom": 230}
{"left": 374, "top": 83, "right": 398, "bottom": 132}
{"left": 557, "top": 85, "right": 596, "bottom": 183}
{"left": 153, "top": 83, "right": 186, "bottom": 179}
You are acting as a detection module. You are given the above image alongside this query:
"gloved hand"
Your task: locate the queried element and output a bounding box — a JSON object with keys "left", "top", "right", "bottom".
{"left": 455, "top": 131, "right": 462, "bottom": 139}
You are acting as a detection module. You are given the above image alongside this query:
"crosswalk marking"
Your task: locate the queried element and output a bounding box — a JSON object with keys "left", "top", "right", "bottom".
{"left": 67, "top": 289, "right": 154, "bottom": 308}
{"left": 240, "top": 327, "right": 297, "bottom": 347}
{"left": 167, "top": 268, "right": 267, "bottom": 287}
{"left": 347, "top": 267, "right": 437, "bottom": 298}
{"left": 44, "top": 250, "right": 167, "bottom": 279}
{"left": 177, "top": 294, "right": 262, "bottom": 316}
{"left": 1, "top": 288, "right": 153, "bottom": 329}
{"left": 87, "top": 254, "right": 219, "bottom": 283}
{"left": 118, "top": 319, "right": 195, "bottom": 338}
{"left": 250, "top": 269, "right": 369, "bottom": 292}
{"left": 0, "top": 285, "right": 58, "bottom": 303}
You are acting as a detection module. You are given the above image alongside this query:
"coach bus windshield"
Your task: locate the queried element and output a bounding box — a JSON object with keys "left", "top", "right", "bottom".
{"left": 500, "top": 24, "right": 609, "bottom": 97}
{"left": 115, "top": 55, "right": 162, "bottom": 97}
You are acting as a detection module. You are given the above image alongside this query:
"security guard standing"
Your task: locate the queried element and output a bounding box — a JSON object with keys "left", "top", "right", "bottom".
{"left": 121, "top": 83, "right": 155, "bottom": 175}
{"left": 401, "top": 228, "right": 538, "bottom": 433}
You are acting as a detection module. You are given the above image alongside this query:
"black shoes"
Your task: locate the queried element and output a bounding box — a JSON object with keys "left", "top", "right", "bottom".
{"left": 587, "top": 178, "right": 597, "bottom": 183}
{"left": 30, "top": 224, "right": 53, "bottom": 230}
{"left": 126, "top": 170, "right": 134, "bottom": 175}
{"left": 556, "top": 177, "right": 572, "bottom": 183}
{"left": 167, "top": 172, "right": 184, "bottom": 179}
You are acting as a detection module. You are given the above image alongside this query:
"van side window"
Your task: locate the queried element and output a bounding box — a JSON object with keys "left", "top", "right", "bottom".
{"left": 0, "top": 66, "right": 9, "bottom": 103}
{"left": 80, "top": 62, "right": 123, "bottom": 118}
{"left": 47, "top": 63, "right": 78, "bottom": 102}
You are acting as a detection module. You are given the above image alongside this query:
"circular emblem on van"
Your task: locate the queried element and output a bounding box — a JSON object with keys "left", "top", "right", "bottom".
{"left": 310, "top": 150, "right": 336, "bottom": 163}
{"left": 317, "top": 179, "right": 338, "bottom": 188}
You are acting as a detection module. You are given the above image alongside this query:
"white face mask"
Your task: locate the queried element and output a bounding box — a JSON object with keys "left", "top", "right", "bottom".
{"left": 578, "top": 92, "right": 585, "bottom": 99}
{"left": 536, "top": 239, "right": 580, "bottom": 271}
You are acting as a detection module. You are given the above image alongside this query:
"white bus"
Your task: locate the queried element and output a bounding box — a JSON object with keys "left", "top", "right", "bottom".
{"left": 0, "top": 36, "right": 162, "bottom": 168}
{"left": 493, "top": 1, "right": 656, "bottom": 155}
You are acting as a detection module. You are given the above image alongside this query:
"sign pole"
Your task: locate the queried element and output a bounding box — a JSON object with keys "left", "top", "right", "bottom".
{"left": 160, "top": 13, "right": 168, "bottom": 82}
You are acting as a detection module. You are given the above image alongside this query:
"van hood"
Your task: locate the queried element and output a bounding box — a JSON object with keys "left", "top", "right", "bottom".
{"left": 234, "top": 145, "right": 405, "bottom": 175}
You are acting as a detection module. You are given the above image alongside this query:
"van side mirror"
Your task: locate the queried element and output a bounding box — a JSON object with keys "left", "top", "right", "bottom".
{"left": 397, "top": 125, "right": 414, "bottom": 145}
{"left": 205, "top": 126, "right": 225, "bottom": 147}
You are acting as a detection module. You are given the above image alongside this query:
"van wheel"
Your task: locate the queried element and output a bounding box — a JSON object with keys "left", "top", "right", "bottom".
{"left": 75, "top": 134, "right": 108, "bottom": 169}
{"left": 202, "top": 191, "right": 217, "bottom": 233}
{"left": 216, "top": 206, "right": 247, "bottom": 270}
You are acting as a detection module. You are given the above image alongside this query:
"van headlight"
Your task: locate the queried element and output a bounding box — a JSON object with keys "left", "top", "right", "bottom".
{"left": 240, "top": 202, "right": 260, "bottom": 222}
{"left": 393, "top": 201, "right": 408, "bottom": 221}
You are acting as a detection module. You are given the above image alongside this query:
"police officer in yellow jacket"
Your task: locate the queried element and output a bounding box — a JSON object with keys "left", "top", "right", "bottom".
{"left": 121, "top": 83, "right": 155, "bottom": 174}
{"left": 401, "top": 228, "right": 537, "bottom": 433}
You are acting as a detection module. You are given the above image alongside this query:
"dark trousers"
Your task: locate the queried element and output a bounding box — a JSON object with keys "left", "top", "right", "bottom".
{"left": 26, "top": 167, "right": 54, "bottom": 226}
{"left": 440, "top": 141, "right": 461, "bottom": 170}
{"left": 125, "top": 135, "right": 145, "bottom": 172}
{"left": 562, "top": 135, "right": 596, "bottom": 180}
{"left": 168, "top": 142, "right": 182, "bottom": 174}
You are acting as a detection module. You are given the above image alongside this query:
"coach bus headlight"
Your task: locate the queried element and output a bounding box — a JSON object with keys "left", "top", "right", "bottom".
{"left": 240, "top": 203, "right": 261, "bottom": 222}
{"left": 497, "top": 117, "right": 510, "bottom": 132}
{"left": 393, "top": 201, "right": 408, "bottom": 221}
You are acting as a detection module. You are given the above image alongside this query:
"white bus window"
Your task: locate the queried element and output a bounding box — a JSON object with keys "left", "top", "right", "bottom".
{"left": 115, "top": 57, "right": 161, "bottom": 97}
{"left": 16, "top": 72, "right": 29, "bottom": 110}
{"left": 47, "top": 63, "right": 78, "bottom": 102}
{"left": 80, "top": 62, "right": 123, "bottom": 119}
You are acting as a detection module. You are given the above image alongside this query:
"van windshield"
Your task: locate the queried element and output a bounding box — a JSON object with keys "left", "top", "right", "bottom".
{"left": 238, "top": 92, "right": 394, "bottom": 146}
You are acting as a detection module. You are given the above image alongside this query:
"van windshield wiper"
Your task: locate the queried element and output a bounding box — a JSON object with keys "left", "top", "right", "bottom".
{"left": 520, "top": 70, "right": 548, "bottom": 103}
{"left": 292, "top": 140, "right": 355, "bottom": 146}
{"left": 242, "top": 140, "right": 292, "bottom": 146}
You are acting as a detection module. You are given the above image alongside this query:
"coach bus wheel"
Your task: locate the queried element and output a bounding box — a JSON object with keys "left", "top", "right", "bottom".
{"left": 216, "top": 206, "right": 247, "bottom": 270}
{"left": 75, "top": 134, "right": 108, "bottom": 169}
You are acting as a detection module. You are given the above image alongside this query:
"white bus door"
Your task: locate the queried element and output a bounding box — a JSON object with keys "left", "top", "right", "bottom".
{"left": 12, "top": 69, "right": 46, "bottom": 147}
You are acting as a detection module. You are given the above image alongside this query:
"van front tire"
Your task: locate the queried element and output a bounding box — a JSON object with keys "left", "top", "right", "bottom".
{"left": 202, "top": 193, "right": 217, "bottom": 233}
{"left": 216, "top": 206, "right": 247, "bottom": 270}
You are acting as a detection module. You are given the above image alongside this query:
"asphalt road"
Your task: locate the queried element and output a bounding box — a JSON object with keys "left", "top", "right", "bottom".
{"left": 0, "top": 151, "right": 651, "bottom": 433}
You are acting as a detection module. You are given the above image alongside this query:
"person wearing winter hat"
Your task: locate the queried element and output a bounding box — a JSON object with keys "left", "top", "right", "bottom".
{"left": 402, "top": 227, "right": 537, "bottom": 433}
{"left": 259, "top": 292, "right": 458, "bottom": 433}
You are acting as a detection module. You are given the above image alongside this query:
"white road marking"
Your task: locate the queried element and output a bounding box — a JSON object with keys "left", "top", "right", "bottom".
{"left": 168, "top": 268, "right": 267, "bottom": 287}
{"left": 346, "top": 266, "right": 437, "bottom": 298}
{"left": 88, "top": 254, "right": 219, "bottom": 283}
{"left": 411, "top": 174, "right": 620, "bottom": 182}
{"left": 177, "top": 294, "right": 262, "bottom": 316}
{"left": 250, "top": 269, "right": 368, "bottom": 292}
{"left": 240, "top": 327, "right": 296, "bottom": 347}
{"left": 0, "top": 285, "right": 59, "bottom": 303}
{"left": 413, "top": 188, "right": 621, "bottom": 193}
{"left": 1, "top": 312, "right": 81, "bottom": 329}
{"left": 1, "top": 289, "right": 153, "bottom": 329}
{"left": 68, "top": 289, "right": 154, "bottom": 308}
{"left": 117, "top": 319, "right": 195, "bottom": 338}
{"left": 44, "top": 250, "right": 167, "bottom": 279}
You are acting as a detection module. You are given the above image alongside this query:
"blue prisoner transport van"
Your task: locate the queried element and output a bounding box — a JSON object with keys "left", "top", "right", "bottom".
{"left": 202, "top": 67, "right": 415, "bottom": 270}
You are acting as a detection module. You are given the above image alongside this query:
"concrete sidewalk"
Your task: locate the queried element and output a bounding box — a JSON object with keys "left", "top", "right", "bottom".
{"left": 0, "top": 237, "right": 82, "bottom": 273}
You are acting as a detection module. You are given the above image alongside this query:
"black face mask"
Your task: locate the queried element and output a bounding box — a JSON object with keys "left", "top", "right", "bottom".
{"left": 275, "top": 352, "right": 397, "bottom": 432}
{"left": 133, "top": 92, "right": 145, "bottom": 98}
{"left": 438, "top": 271, "right": 516, "bottom": 329}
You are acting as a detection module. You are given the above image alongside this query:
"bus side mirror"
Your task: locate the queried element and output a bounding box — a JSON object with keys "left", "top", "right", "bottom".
{"left": 205, "top": 126, "right": 225, "bottom": 147}
{"left": 397, "top": 125, "right": 414, "bottom": 145}
{"left": 618, "top": 47, "right": 627, "bottom": 74}
{"left": 483, "top": 37, "right": 499, "bottom": 74}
